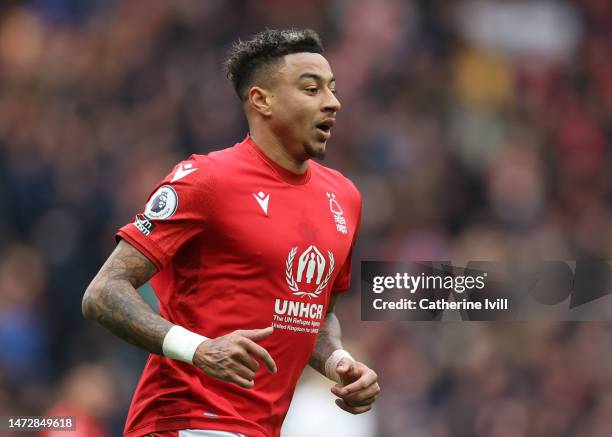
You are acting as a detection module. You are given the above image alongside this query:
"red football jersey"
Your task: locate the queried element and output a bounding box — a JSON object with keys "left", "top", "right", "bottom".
{"left": 117, "top": 135, "right": 362, "bottom": 437}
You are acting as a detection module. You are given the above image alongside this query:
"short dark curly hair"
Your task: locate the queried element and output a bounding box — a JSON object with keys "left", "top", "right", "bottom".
{"left": 224, "top": 29, "right": 324, "bottom": 101}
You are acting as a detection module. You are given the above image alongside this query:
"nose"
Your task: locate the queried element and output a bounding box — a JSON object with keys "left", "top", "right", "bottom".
{"left": 323, "top": 88, "right": 341, "bottom": 113}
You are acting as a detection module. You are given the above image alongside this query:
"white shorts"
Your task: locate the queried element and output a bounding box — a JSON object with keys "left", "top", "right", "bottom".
{"left": 144, "top": 431, "right": 246, "bottom": 437}
{"left": 179, "top": 432, "right": 246, "bottom": 437}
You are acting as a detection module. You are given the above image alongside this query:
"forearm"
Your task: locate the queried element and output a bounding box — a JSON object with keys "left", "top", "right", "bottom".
{"left": 309, "top": 311, "right": 343, "bottom": 376}
{"left": 83, "top": 240, "right": 171, "bottom": 354}
{"left": 83, "top": 278, "right": 172, "bottom": 354}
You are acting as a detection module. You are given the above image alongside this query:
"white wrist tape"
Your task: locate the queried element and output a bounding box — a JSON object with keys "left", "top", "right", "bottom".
{"left": 325, "top": 349, "right": 354, "bottom": 383}
{"left": 162, "top": 325, "right": 208, "bottom": 364}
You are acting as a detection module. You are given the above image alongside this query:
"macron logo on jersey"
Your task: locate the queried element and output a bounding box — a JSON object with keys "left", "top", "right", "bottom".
{"left": 171, "top": 163, "right": 198, "bottom": 183}
{"left": 253, "top": 191, "right": 270, "bottom": 215}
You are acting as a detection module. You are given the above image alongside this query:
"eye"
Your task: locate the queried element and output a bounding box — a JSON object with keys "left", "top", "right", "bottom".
{"left": 305, "top": 87, "right": 318, "bottom": 95}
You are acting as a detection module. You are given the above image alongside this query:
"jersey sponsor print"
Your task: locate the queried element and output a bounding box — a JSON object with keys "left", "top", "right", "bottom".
{"left": 117, "top": 135, "right": 361, "bottom": 437}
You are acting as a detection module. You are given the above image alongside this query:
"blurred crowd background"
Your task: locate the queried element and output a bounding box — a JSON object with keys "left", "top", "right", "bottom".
{"left": 0, "top": 0, "right": 611, "bottom": 436}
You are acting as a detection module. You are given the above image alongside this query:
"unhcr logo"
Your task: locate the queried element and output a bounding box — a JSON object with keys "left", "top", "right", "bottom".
{"left": 285, "top": 245, "right": 334, "bottom": 299}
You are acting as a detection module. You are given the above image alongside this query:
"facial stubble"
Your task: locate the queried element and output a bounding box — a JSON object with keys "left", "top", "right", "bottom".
{"left": 304, "top": 141, "right": 326, "bottom": 160}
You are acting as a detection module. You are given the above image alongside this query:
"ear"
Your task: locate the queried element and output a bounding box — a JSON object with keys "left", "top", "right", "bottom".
{"left": 248, "top": 86, "right": 273, "bottom": 117}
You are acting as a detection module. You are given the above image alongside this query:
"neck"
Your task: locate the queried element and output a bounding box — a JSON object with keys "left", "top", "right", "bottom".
{"left": 249, "top": 128, "right": 309, "bottom": 174}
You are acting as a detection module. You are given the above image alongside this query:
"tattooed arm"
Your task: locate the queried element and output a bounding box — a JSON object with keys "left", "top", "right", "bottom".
{"left": 309, "top": 294, "right": 344, "bottom": 374}
{"left": 83, "top": 240, "right": 277, "bottom": 388}
{"left": 309, "top": 295, "right": 380, "bottom": 414}
{"left": 82, "top": 239, "right": 170, "bottom": 353}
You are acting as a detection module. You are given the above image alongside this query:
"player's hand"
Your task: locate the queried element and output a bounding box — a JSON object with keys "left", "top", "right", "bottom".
{"left": 193, "top": 326, "right": 277, "bottom": 389}
{"left": 330, "top": 358, "right": 380, "bottom": 414}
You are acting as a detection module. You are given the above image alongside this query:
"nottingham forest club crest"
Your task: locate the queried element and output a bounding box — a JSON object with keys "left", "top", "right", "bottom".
{"left": 285, "top": 245, "right": 334, "bottom": 299}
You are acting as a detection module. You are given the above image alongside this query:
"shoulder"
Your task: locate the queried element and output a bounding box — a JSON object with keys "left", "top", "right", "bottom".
{"left": 187, "top": 143, "right": 239, "bottom": 169}
{"left": 187, "top": 141, "right": 251, "bottom": 175}
{"left": 310, "top": 161, "right": 362, "bottom": 206}
{"left": 149, "top": 146, "right": 242, "bottom": 217}
{"left": 167, "top": 142, "right": 245, "bottom": 184}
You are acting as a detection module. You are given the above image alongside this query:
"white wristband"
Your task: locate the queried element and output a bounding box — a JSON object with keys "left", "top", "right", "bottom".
{"left": 162, "top": 325, "right": 208, "bottom": 364}
{"left": 325, "top": 349, "right": 354, "bottom": 383}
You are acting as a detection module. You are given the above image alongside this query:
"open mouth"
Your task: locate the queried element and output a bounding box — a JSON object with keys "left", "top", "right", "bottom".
{"left": 316, "top": 123, "right": 331, "bottom": 133}
{"left": 315, "top": 119, "right": 335, "bottom": 140}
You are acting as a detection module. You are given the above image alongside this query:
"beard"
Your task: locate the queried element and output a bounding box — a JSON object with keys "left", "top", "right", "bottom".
{"left": 304, "top": 141, "right": 326, "bottom": 160}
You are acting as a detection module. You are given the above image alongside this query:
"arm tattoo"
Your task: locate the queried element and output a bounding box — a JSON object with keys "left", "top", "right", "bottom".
{"left": 82, "top": 240, "right": 172, "bottom": 354}
{"left": 309, "top": 296, "right": 343, "bottom": 375}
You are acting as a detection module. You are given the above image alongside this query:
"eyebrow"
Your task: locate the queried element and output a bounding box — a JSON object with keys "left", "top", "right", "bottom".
{"left": 298, "top": 72, "right": 335, "bottom": 83}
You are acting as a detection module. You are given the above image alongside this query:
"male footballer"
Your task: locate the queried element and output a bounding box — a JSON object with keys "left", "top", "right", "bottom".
{"left": 83, "top": 29, "right": 380, "bottom": 437}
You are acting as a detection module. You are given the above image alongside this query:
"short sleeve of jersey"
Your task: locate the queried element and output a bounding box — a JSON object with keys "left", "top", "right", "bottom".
{"left": 116, "top": 155, "right": 214, "bottom": 271}
{"left": 332, "top": 187, "right": 362, "bottom": 294}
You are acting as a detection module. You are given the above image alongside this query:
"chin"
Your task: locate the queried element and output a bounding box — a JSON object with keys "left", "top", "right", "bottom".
{"left": 304, "top": 142, "right": 326, "bottom": 160}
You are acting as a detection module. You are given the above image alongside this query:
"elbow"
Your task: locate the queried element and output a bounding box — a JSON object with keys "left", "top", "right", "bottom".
{"left": 82, "top": 283, "right": 101, "bottom": 321}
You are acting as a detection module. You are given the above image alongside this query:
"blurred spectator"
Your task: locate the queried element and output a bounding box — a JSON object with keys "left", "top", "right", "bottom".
{"left": 0, "top": 0, "right": 610, "bottom": 435}
{"left": 39, "top": 363, "right": 115, "bottom": 437}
